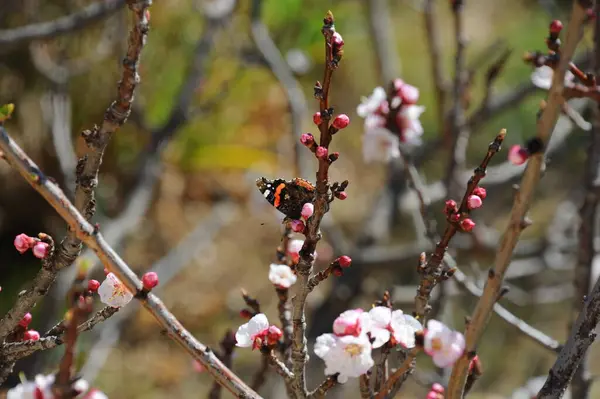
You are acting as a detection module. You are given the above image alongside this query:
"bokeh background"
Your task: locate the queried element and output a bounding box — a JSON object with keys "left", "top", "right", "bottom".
{"left": 0, "top": 0, "right": 597, "bottom": 398}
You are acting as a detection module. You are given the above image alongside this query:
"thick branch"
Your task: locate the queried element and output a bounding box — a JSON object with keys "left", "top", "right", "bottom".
{"left": 447, "top": 3, "right": 588, "bottom": 397}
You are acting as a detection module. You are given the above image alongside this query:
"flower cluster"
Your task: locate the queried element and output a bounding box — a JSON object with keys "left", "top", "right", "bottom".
{"left": 357, "top": 79, "right": 426, "bottom": 163}
{"left": 7, "top": 374, "right": 107, "bottom": 399}
{"left": 443, "top": 185, "right": 486, "bottom": 233}
{"left": 426, "top": 383, "right": 445, "bottom": 399}
{"left": 235, "top": 313, "right": 283, "bottom": 350}
{"left": 313, "top": 307, "right": 423, "bottom": 383}
{"left": 268, "top": 263, "right": 297, "bottom": 289}
{"left": 290, "top": 203, "right": 315, "bottom": 234}
{"left": 13, "top": 233, "right": 50, "bottom": 259}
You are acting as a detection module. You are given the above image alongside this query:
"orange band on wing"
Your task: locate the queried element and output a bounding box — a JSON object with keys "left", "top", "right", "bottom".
{"left": 274, "top": 183, "right": 286, "bottom": 208}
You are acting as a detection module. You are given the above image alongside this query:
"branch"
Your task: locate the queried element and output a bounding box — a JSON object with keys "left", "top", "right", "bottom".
{"left": 423, "top": 0, "right": 448, "bottom": 132}
{"left": 249, "top": 0, "right": 309, "bottom": 177}
{"left": 447, "top": 2, "right": 589, "bottom": 397}
{"left": 0, "top": 127, "right": 261, "bottom": 398}
{"left": 0, "top": 0, "right": 126, "bottom": 47}
{"left": 374, "top": 348, "right": 418, "bottom": 399}
{"left": 0, "top": 0, "right": 151, "bottom": 344}
{"left": 364, "top": 0, "right": 400, "bottom": 83}
{"left": 208, "top": 330, "right": 236, "bottom": 399}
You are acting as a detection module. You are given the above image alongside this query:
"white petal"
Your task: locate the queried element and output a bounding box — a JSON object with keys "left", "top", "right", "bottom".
{"left": 235, "top": 323, "right": 252, "bottom": 347}
{"left": 369, "top": 307, "right": 392, "bottom": 328}
{"left": 402, "top": 105, "right": 426, "bottom": 121}
{"left": 370, "top": 327, "right": 391, "bottom": 348}
{"left": 247, "top": 313, "right": 269, "bottom": 335}
{"left": 314, "top": 333, "right": 337, "bottom": 358}
{"left": 531, "top": 66, "right": 553, "bottom": 89}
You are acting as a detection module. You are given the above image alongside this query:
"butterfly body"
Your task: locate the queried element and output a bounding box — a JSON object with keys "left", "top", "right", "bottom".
{"left": 256, "top": 177, "right": 316, "bottom": 219}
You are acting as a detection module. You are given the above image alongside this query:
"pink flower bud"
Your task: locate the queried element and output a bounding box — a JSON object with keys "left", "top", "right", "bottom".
{"left": 142, "top": 272, "right": 159, "bottom": 290}
{"left": 300, "top": 133, "right": 315, "bottom": 146}
{"left": 316, "top": 146, "right": 328, "bottom": 159}
{"left": 333, "top": 267, "right": 343, "bottom": 277}
{"left": 450, "top": 213, "right": 461, "bottom": 222}
{"left": 291, "top": 219, "right": 306, "bottom": 233}
{"left": 267, "top": 325, "right": 283, "bottom": 345}
{"left": 332, "top": 32, "right": 344, "bottom": 48}
{"left": 444, "top": 199, "right": 458, "bottom": 215}
{"left": 473, "top": 186, "right": 487, "bottom": 199}
{"left": 145, "top": 9, "right": 151, "bottom": 22}
{"left": 337, "top": 191, "right": 348, "bottom": 200}
{"left": 14, "top": 234, "right": 34, "bottom": 254}
{"left": 23, "top": 330, "right": 40, "bottom": 341}
{"left": 431, "top": 383, "right": 445, "bottom": 394}
{"left": 32, "top": 242, "right": 49, "bottom": 259}
{"left": 313, "top": 112, "right": 322, "bottom": 125}
{"left": 393, "top": 78, "right": 405, "bottom": 91}
{"left": 467, "top": 195, "right": 483, "bottom": 210}
{"left": 398, "top": 83, "right": 420, "bottom": 105}
{"left": 88, "top": 279, "right": 100, "bottom": 292}
{"left": 332, "top": 114, "right": 350, "bottom": 129}
{"left": 460, "top": 218, "right": 476, "bottom": 232}
{"left": 19, "top": 313, "right": 32, "bottom": 328}
{"left": 338, "top": 255, "right": 352, "bottom": 268}
{"left": 301, "top": 203, "right": 314, "bottom": 219}
{"left": 508, "top": 145, "right": 529, "bottom": 165}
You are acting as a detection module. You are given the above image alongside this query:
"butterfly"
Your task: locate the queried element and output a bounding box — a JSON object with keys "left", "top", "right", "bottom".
{"left": 256, "top": 177, "right": 316, "bottom": 220}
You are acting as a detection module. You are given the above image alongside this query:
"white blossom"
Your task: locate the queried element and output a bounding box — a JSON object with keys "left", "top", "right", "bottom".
{"left": 314, "top": 333, "right": 374, "bottom": 383}
{"left": 235, "top": 313, "right": 269, "bottom": 348}
{"left": 98, "top": 273, "right": 133, "bottom": 308}
{"left": 356, "top": 87, "right": 387, "bottom": 118}
{"left": 7, "top": 375, "right": 103, "bottom": 399}
{"left": 362, "top": 127, "right": 400, "bottom": 163}
{"left": 396, "top": 105, "right": 426, "bottom": 146}
{"left": 268, "top": 264, "right": 297, "bottom": 289}
{"left": 424, "top": 320, "right": 465, "bottom": 368}
{"left": 368, "top": 307, "right": 422, "bottom": 348}
{"left": 530, "top": 65, "right": 575, "bottom": 90}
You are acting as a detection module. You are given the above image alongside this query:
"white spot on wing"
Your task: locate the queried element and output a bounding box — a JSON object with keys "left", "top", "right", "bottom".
{"left": 263, "top": 190, "right": 271, "bottom": 198}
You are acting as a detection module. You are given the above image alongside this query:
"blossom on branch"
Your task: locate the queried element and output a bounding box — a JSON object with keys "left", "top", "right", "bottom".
{"left": 314, "top": 333, "right": 374, "bottom": 383}
{"left": 7, "top": 374, "right": 106, "bottom": 399}
{"left": 235, "top": 313, "right": 282, "bottom": 349}
{"left": 368, "top": 306, "right": 422, "bottom": 348}
{"left": 268, "top": 264, "right": 297, "bottom": 289}
{"left": 98, "top": 273, "right": 133, "bottom": 308}
{"left": 357, "top": 80, "right": 426, "bottom": 164}
{"left": 530, "top": 65, "right": 575, "bottom": 90}
{"left": 423, "top": 320, "right": 465, "bottom": 368}
{"left": 332, "top": 309, "right": 371, "bottom": 337}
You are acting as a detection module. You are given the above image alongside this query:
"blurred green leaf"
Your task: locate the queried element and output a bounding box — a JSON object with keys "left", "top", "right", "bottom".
{"left": 191, "top": 145, "right": 278, "bottom": 172}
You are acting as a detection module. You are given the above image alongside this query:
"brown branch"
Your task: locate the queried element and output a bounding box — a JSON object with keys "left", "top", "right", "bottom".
{"left": 0, "top": 127, "right": 261, "bottom": 398}
{"left": 208, "top": 330, "right": 236, "bottom": 399}
{"left": 266, "top": 350, "right": 294, "bottom": 385}
{"left": 447, "top": 2, "right": 589, "bottom": 397}
{"left": 251, "top": 355, "right": 269, "bottom": 392}
{"left": 0, "top": 0, "right": 126, "bottom": 47}
{"left": 423, "top": 0, "right": 447, "bottom": 133}
{"left": 307, "top": 374, "right": 338, "bottom": 399}
{"left": 0, "top": 0, "right": 150, "bottom": 345}
{"left": 360, "top": 373, "right": 372, "bottom": 398}
{"left": 276, "top": 288, "right": 293, "bottom": 365}
{"left": 291, "top": 11, "right": 341, "bottom": 398}
{"left": 374, "top": 348, "right": 418, "bottom": 399}
{"left": 415, "top": 129, "right": 506, "bottom": 319}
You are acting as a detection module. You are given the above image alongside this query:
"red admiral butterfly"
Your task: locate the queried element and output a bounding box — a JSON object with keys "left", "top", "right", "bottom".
{"left": 256, "top": 177, "right": 316, "bottom": 220}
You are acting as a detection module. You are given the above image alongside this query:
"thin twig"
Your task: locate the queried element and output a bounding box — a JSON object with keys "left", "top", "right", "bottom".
{"left": 569, "top": 4, "right": 600, "bottom": 398}
{"left": 447, "top": 2, "right": 589, "bottom": 397}
{"left": 0, "top": 0, "right": 126, "bottom": 47}
{"left": 374, "top": 348, "right": 418, "bottom": 399}
{"left": 307, "top": 374, "right": 338, "bottom": 399}
{"left": 360, "top": 373, "right": 372, "bottom": 398}
{"left": 0, "top": 127, "right": 261, "bottom": 399}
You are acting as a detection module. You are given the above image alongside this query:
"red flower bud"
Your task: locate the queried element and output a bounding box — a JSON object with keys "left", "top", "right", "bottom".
{"left": 444, "top": 199, "right": 458, "bottom": 215}
{"left": 19, "top": 313, "right": 32, "bottom": 328}
{"left": 239, "top": 309, "right": 252, "bottom": 319}
{"left": 450, "top": 213, "right": 461, "bottom": 222}
{"left": 32, "top": 242, "right": 49, "bottom": 259}
{"left": 23, "top": 330, "right": 40, "bottom": 341}
{"left": 267, "top": 325, "right": 283, "bottom": 345}
{"left": 332, "top": 114, "right": 350, "bottom": 129}
{"left": 316, "top": 146, "right": 328, "bottom": 159}
{"left": 291, "top": 219, "right": 306, "bottom": 233}
{"left": 337, "top": 191, "right": 348, "bottom": 200}
{"left": 313, "top": 112, "right": 322, "bottom": 125}
{"left": 460, "top": 218, "right": 476, "bottom": 232}
{"left": 333, "top": 267, "right": 343, "bottom": 277}
{"left": 142, "top": 272, "right": 159, "bottom": 290}
{"left": 467, "top": 195, "right": 483, "bottom": 210}
{"left": 300, "top": 133, "right": 315, "bottom": 146}
{"left": 472, "top": 186, "right": 487, "bottom": 199}
{"left": 549, "top": 19, "right": 563, "bottom": 34}
{"left": 337, "top": 255, "right": 352, "bottom": 268}
{"left": 88, "top": 279, "right": 100, "bottom": 292}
